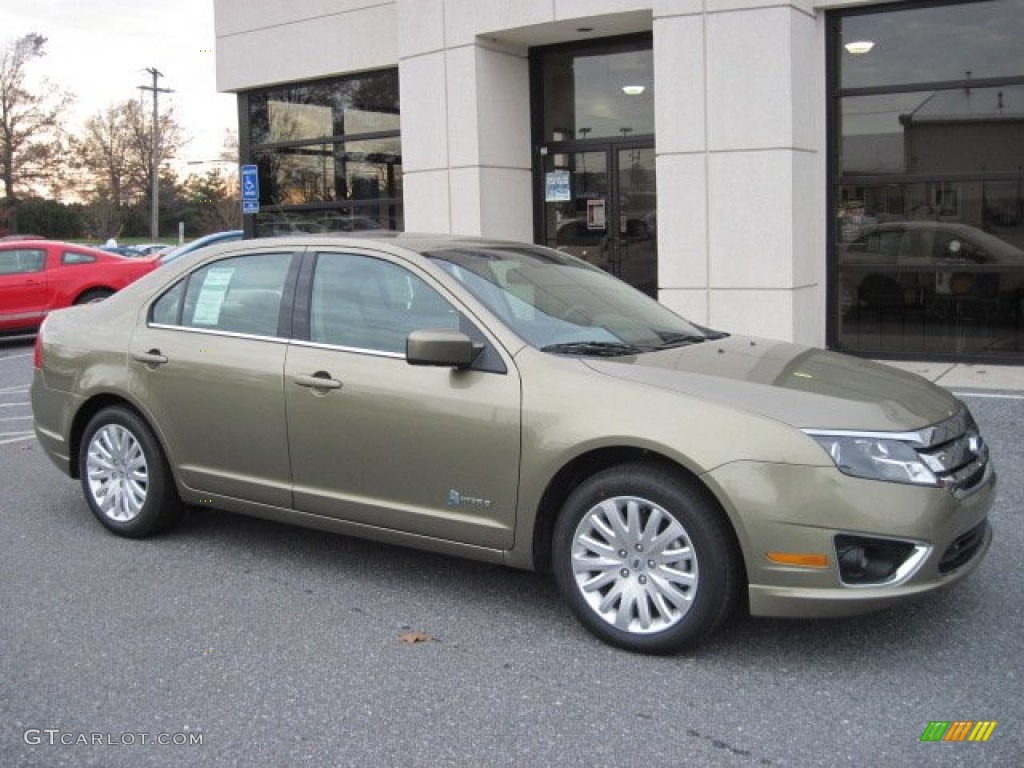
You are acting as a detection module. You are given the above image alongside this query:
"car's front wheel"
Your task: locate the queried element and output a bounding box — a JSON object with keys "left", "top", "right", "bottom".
{"left": 552, "top": 463, "right": 741, "bottom": 654}
{"left": 79, "top": 406, "right": 181, "bottom": 537}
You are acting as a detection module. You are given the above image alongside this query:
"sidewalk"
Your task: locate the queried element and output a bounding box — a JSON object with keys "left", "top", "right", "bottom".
{"left": 880, "top": 361, "right": 1024, "bottom": 393}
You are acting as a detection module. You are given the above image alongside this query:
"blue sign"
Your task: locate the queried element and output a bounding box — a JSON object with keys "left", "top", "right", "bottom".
{"left": 240, "top": 164, "right": 259, "bottom": 214}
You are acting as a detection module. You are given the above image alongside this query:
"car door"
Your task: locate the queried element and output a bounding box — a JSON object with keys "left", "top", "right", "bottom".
{"left": 0, "top": 245, "right": 49, "bottom": 331}
{"left": 284, "top": 249, "right": 521, "bottom": 549}
{"left": 129, "top": 249, "right": 299, "bottom": 507}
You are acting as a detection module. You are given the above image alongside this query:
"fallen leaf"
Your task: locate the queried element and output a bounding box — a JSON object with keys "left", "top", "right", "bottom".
{"left": 399, "top": 631, "right": 437, "bottom": 645}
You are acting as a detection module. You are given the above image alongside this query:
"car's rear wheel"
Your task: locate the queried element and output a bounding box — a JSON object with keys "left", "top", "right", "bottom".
{"left": 75, "top": 288, "right": 114, "bottom": 304}
{"left": 552, "top": 463, "right": 741, "bottom": 654}
{"left": 79, "top": 406, "right": 181, "bottom": 537}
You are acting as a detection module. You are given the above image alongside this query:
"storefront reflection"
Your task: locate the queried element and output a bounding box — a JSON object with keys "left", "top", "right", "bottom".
{"left": 838, "top": 220, "right": 1024, "bottom": 357}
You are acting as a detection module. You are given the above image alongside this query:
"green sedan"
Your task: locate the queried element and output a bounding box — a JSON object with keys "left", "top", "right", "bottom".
{"left": 31, "top": 234, "right": 995, "bottom": 653}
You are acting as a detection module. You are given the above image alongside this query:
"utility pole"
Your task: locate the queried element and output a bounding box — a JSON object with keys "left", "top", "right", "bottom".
{"left": 139, "top": 68, "right": 173, "bottom": 240}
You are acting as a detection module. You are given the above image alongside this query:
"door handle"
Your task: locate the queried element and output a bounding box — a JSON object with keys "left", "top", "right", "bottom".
{"left": 132, "top": 349, "right": 168, "bottom": 366}
{"left": 294, "top": 372, "right": 342, "bottom": 391}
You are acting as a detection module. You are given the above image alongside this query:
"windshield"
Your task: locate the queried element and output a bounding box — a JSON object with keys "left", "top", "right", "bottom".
{"left": 426, "top": 245, "right": 718, "bottom": 354}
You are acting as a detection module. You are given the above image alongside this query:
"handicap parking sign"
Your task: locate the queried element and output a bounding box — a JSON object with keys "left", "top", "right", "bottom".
{"left": 241, "top": 164, "right": 259, "bottom": 214}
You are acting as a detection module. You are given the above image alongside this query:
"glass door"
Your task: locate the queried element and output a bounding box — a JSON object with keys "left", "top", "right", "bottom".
{"left": 540, "top": 144, "right": 657, "bottom": 296}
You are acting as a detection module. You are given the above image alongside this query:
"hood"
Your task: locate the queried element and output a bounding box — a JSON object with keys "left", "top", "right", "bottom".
{"left": 583, "top": 336, "right": 961, "bottom": 432}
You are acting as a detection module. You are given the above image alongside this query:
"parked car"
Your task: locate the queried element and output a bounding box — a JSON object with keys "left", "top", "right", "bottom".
{"left": 99, "top": 244, "right": 146, "bottom": 259}
{"left": 158, "top": 230, "right": 242, "bottom": 266}
{"left": 0, "top": 239, "right": 159, "bottom": 336}
{"left": 840, "top": 221, "right": 1024, "bottom": 318}
{"left": 31, "top": 234, "right": 994, "bottom": 653}
{"left": 132, "top": 243, "right": 173, "bottom": 256}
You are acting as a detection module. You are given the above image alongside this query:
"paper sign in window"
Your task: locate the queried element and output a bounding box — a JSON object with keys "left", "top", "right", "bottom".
{"left": 192, "top": 268, "right": 234, "bottom": 326}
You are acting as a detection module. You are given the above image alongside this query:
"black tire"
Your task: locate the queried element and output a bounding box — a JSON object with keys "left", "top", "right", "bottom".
{"left": 78, "top": 406, "right": 181, "bottom": 537}
{"left": 74, "top": 288, "right": 114, "bottom": 305}
{"left": 552, "top": 462, "right": 741, "bottom": 654}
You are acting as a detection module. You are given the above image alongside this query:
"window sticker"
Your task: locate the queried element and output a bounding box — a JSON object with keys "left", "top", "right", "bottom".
{"left": 545, "top": 170, "right": 571, "bottom": 202}
{"left": 192, "top": 267, "right": 234, "bottom": 326}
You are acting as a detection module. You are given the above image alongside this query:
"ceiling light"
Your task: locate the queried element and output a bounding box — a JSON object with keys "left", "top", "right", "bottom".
{"left": 622, "top": 85, "right": 645, "bottom": 96}
{"left": 844, "top": 41, "right": 875, "bottom": 55}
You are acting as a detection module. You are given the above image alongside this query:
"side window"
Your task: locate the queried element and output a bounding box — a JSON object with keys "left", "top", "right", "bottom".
{"left": 151, "top": 280, "right": 186, "bottom": 326}
{"left": 310, "top": 252, "right": 459, "bottom": 353}
{"left": 62, "top": 251, "right": 97, "bottom": 265}
{"left": 875, "top": 232, "right": 901, "bottom": 259}
{"left": 903, "top": 229, "right": 930, "bottom": 262}
{"left": 179, "top": 253, "right": 292, "bottom": 337}
{"left": 0, "top": 248, "right": 45, "bottom": 275}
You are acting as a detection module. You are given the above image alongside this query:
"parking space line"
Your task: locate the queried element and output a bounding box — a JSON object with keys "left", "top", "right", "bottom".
{"left": 0, "top": 386, "right": 29, "bottom": 394}
{"left": 0, "top": 415, "right": 32, "bottom": 422}
{"left": 0, "top": 352, "right": 32, "bottom": 361}
{"left": 0, "top": 403, "right": 29, "bottom": 408}
{"left": 0, "top": 433, "right": 35, "bottom": 445}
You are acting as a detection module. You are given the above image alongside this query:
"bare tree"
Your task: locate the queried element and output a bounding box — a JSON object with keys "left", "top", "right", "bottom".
{"left": 74, "top": 99, "right": 186, "bottom": 236}
{"left": 123, "top": 98, "right": 185, "bottom": 204}
{"left": 0, "top": 33, "right": 72, "bottom": 199}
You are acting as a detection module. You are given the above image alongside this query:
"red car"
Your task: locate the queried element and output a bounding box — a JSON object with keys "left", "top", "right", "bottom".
{"left": 0, "top": 240, "right": 159, "bottom": 335}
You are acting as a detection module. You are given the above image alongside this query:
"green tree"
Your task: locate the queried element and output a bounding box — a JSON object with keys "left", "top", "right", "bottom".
{"left": 181, "top": 167, "right": 241, "bottom": 235}
{"left": 12, "top": 197, "right": 85, "bottom": 239}
{"left": 0, "top": 33, "right": 72, "bottom": 200}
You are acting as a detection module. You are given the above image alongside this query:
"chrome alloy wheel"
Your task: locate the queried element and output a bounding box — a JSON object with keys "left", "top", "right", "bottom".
{"left": 85, "top": 424, "right": 150, "bottom": 522}
{"left": 570, "top": 496, "right": 699, "bottom": 634}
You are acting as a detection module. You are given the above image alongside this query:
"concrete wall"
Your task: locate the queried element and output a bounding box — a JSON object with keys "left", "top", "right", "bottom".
{"left": 214, "top": 0, "right": 850, "bottom": 345}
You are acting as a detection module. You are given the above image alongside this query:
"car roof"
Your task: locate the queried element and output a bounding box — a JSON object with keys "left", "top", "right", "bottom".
{"left": 0, "top": 239, "right": 121, "bottom": 256}
{"left": 214, "top": 232, "right": 539, "bottom": 253}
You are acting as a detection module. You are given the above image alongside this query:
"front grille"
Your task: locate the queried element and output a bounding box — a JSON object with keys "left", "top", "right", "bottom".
{"left": 914, "top": 407, "right": 990, "bottom": 495}
{"left": 939, "top": 521, "right": 989, "bottom": 574}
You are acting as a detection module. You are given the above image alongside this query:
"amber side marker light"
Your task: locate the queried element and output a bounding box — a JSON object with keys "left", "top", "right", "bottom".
{"left": 766, "top": 552, "right": 829, "bottom": 568}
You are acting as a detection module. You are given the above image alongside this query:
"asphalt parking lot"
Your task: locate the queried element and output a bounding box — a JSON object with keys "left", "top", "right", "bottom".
{"left": 1, "top": 338, "right": 1021, "bottom": 767}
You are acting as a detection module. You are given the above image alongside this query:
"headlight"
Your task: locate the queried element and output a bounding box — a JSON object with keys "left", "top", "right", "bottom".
{"left": 806, "top": 433, "right": 939, "bottom": 486}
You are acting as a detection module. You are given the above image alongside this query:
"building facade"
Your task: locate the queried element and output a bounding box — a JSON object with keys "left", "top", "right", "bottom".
{"left": 214, "top": 0, "right": 1024, "bottom": 362}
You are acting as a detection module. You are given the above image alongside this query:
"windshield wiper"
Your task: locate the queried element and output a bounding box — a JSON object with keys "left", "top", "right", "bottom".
{"left": 540, "top": 341, "right": 644, "bottom": 357}
{"left": 651, "top": 333, "right": 709, "bottom": 350}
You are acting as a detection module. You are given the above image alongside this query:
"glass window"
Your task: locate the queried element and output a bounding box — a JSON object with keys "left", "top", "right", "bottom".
{"left": 841, "top": 88, "right": 1024, "bottom": 176}
{"left": 538, "top": 41, "right": 653, "bottom": 141}
{"left": 0, "top": 248, "right": 45, "bottom": 274}
{"left": 840, "top": 0, "right": 1024, "bottom": 89}
{"left": 179, "top": 253, "right": 293, "bottom": 337}
{"left": 310, "top": 253, "right": 459, "bottom": 353}
{"left": 427, "top": 244, "right": 704, "bottom": 350}
{"left": 248, "top": 71, "right": 399, "bottom": 146}
{"left": 832, "top": 1, "right": 1024, "bottom": 361}
{"left": 244, "top": 69, "right": 403, "bottom": 238}
{"left": 254, "top": 137, "right": 402, "bottom": 209}
{"left": 62, "top": 251, "right": 97, "bottom": 265}
{"left": 151, "top": 280, "right": 186, "bottom": 326}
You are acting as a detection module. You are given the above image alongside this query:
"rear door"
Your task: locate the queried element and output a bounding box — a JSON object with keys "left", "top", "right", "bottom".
{"left": 129, "top": 248, "right": 299, "bottom": 506}
{"left": 284, "top": 248, "right": 521, "bottom": 549}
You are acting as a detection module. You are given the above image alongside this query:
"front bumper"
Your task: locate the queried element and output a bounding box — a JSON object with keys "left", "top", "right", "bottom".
{"left": 703, "top": 460, "right": 996, "bottom": 619}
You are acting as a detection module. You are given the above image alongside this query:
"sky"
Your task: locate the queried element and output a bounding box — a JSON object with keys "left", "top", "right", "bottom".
{"left": 1, "top": 0, "right": 237, "bottom": 177}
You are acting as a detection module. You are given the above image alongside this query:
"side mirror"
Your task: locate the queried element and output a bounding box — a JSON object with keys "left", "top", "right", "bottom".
{"left": 406, "top": 330, "right": 482, "bottom": 369}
